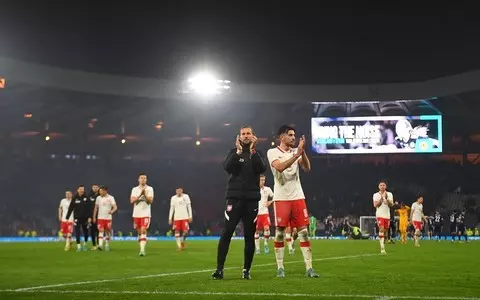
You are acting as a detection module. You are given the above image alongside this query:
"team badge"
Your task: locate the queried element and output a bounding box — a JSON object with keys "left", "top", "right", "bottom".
{"left": 226, "top": 205, "right": 233, "bottom": 212}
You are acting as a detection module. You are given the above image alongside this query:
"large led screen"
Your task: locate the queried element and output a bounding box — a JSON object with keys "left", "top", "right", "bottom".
{"left": 311, "top": 115, "right": 442, "bottom": 154}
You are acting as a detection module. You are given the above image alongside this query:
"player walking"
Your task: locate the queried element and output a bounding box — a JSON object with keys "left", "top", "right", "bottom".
{"left": 93, "top": 186, "right": 117, "bottom": 251}
{"left": 168, "top": 187, "right": 192, "bottom": 251}
{"left": 433, "top": 210, "right": 444, "bottom": 241}
{"left": 255, "top": 175, "right": 274, "bottom": 255}
{"left": 58, "top": 191, "right": 74, "bottom": 251}
{"left": 130, "top": 173, "right": 154, "bottom": 256}
{"left": 410, "top": 195, "right": 426, "bottom": 247}
{"left": 267, "top": 125, "right": 319, "bottom": 278}
{"left": 372, "top": 181, "right": 394, "bottom": 254}
{"left": 456, "top": 209, "right": 468, "bottom": 243}
{"left": 309, "top": 214, "right": 318, "bottom": 238}
{"left": 449, "top": 210, "right": 457, "bottom": 242}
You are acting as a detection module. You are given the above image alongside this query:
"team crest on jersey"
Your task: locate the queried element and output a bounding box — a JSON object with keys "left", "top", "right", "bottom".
{"left": 239, "top": 158, "right": 244, "bottom": 162}
{"left": 226, "top": 205, "right": 232, "bottom": 212}
{"left": 277, "top": 217, "right": 282, "bottom": 222}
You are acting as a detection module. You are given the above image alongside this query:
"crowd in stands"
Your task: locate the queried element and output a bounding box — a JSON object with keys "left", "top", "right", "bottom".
{"left": 0, "top": 156, "right": 479, "bottom": 237}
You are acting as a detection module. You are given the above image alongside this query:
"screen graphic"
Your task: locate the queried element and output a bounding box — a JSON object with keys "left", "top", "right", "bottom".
{"left": 311, "top": 115, "right": 442, "bottom": 154}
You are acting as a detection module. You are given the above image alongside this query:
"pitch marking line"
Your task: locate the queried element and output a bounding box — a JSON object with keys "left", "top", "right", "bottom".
{"left": 11, "top": 253, "right": 377, "bottom": 291}
{"left": 1, "top": 289, "right": 479, "bottom": 299}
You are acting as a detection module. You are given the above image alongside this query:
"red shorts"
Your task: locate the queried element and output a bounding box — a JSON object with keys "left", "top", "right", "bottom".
{"left": 97, "top": 219, "right": 112, "bottom": 231}
{"left": 133, "top": 217, "right": 151, "bottom": 230}
{"left": 413, "top": 221, "right": 423, "bottom": 231}
{"left": 256, "top": 214, "right": 271, "bottom": 230}
{"left": 173, "top": 219, "right": 189, "bottom": 232}
{"left": 274, "top": 200, "right": 309, "bottom": 228}
{"left": 376, "top": 217, "right": 390, "bottom": 229}
{"left": 61, "top": 221, "right": 73, "bottom": 235}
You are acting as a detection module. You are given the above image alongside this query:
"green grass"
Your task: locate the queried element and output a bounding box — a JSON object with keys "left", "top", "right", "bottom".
{"left": 0, "top": 240, "right": 479, "bottom": 299}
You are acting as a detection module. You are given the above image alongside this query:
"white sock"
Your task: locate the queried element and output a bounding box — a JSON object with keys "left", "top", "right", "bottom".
{"left": 298, "top": 229, "right": 313, "bottom": 270}
{"left": 99, "top": 232, "right": 104, "bottom": 248}
{"left": 77, "top": 243, "right": 81, "bottom": 250}
{"left": 286, "top": 233, "right": 293, "bottom": 250}
{"left": 274, "top": 243, "right": 285, "bottom": 269}
{"left": 264, "top": 230, "right": 270, "bottom": 248}
{"left": 65, "top": 236, "right": 71, "bottom": 246}
{"left": 379, "top": 234, "right": 385, "bottom": 250}
{"left": 175, "top": 236, "right": 182, "bottom": 248}
{"left": 105, "top": 235, "right": 110, "bottom": 246}
{"left": 139, "top": 234, "right": 147, "bottom": 252}
{"left": 254, "top": 233, "right": 260, "bottom": 250}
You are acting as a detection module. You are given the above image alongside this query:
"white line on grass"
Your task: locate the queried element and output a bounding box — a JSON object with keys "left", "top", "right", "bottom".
{"left": 12, "top": 253, "right": 377, "bottom": 291}
{"left": 1, "top": 289, "right": 479, "bottom": 300}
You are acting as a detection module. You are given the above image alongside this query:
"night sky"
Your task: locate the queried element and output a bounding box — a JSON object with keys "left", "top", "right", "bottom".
{"left": 1, "top": 2, "right": 480, "bottom": 84}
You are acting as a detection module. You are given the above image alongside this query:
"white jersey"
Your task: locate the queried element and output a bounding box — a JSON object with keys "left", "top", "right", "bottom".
{"left": 131, "top": 185, "right": 154, "bottom": 218}
{"left": 59, "top": 198, "right": 73, "bottom": 222}
{"left": 267, "top": 147, "right": 305, "bottom": 201}
{"left": 373, "top": 191, "right": 394, "bottom": 219}
{"left": 169, "top": 194, "right": 192, "bottom": 221}
{"left": 411, "top": 202, "right": 424, "bottom": 222}
{"left": 96, "top": 194, "right": 116, "bottom": 220}
{"left": 258, "top": 186, "right": 274, "bottom": 215}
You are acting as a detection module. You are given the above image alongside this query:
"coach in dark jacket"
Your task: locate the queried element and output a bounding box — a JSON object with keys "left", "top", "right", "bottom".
{"left": 66, "top": 185, "right": 95, "bottom": 251}
{"left": 212, "top": 126, "right": 268, "bottom": 280}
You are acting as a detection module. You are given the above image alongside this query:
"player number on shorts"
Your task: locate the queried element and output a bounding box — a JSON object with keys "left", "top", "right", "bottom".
{"left": 303, "top": 209, "right": 308, "bottom": 218}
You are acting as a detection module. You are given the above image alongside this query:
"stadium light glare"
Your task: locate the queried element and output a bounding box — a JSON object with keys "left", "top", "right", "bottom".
{"left": 45, "top": 135, "right": 50, "bottom": 141}
{"left": 121, "top": 138, "right": 126, "bottom": 144}
{"left": 182, "top": 71, "right": 231, "bottom": 96}
{"left": 195, "top": 140, "right": 201, "bottom": 146}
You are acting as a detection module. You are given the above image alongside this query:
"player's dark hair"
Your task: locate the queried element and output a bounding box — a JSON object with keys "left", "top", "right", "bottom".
{"left": 77, "top": 185, "right": 84, "bottom": 189}
{"left": 92, "top": 183, "right": 99, "bottom": 186}
{"left": 139, "top": 173, "right": 146, "bottom": 177}
{"left": 416, "top": 193, "right": 423, "bottom": 199}
{"left": 260, "top": 174, "right": 266, "bottom": 178}
{"left": 99, "top": 185, "right": 108, "bottom": 191}
{"left": 277, "top": 125, "right": 295, "bottom": 137}
{"left": 378, "top": 180, "right": 387, "bottom": 185}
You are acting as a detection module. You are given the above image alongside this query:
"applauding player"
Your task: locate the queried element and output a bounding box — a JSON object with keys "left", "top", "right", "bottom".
{"left": 255, "top": 175, "right": 274, "bottom": 255}
{"left": 93, "top": 186, "right": 117, "bottom": 251}
{"left": 410, "top": 195, "right": 426, "bottom": 247}
{"left": 373, "top": 181, "right": 394, "bottom": 254}
{"left": 267, "top": 125, "right": 318, "bottom": 278}
{"left": 130, "top": 173, "right": 154, "bottom": 256}
{"left": 58, "top": 191, "right": 74, "bottom": 251}
{"left": 168, "top": 187, "right": 193, "bottom": 251}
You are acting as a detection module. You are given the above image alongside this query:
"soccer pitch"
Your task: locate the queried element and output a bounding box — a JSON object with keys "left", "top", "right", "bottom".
{"left": 0, "top": 240, "right": 479, "bottom": 300}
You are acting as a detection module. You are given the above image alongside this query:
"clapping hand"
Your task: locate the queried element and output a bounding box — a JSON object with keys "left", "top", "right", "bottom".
{"left": 297, "top": 135, "right": 306, "bottom": 155}
{"left": 250, "top": 135, "right": 258, "bottom": 152}
{"left": 235, "top": 135, "right": 242, "bottom": 153}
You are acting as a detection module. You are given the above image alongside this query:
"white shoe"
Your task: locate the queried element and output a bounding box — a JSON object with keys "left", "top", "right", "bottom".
{"left": 380, "top": 249, "right": 386, "bottom": 255}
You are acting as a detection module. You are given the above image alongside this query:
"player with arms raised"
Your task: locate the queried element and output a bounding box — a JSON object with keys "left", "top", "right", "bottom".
{"left": 410, "top": 195, "right": 426, "bottom": 247}
{"left": 93, "top": 186, "right": 117, "bottom": 251}
{"left": 58, "top": 191, "right": 74, "bottom": 251}
{"left": 267, "top": 125, "right": 319, "bottom": 278}
{"left": 255, "top": 175, "right": 274, "bottom": 255}
{"left": 130, "top": 173, "right": 154, "bottom": 256}
{"left": 373, "top": 181, "right": 394, "bottom": 254}
{"left": 168, "top": 187, "right": 192, "bottom": 251}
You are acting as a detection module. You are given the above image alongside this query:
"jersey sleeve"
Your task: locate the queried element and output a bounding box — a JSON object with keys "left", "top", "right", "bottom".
{"left": 388, "top": 192, "right": 394, "bottom": 201}
{"left": 130, "top": 188, "right": 136, "bottom": 200}
{"left": 59, "top": 199, "right": 63, "bottom": 208}
{"left": 267, "top": 149, "right": 280, "bottom": 166}
{"left": 267, "top": 187, "right": 274, "bottom": 198}
{"left": 372, "top": 193, "right": 380, "bottom": 205}
{"left": 148, "top": 187, "right": 154, "bottom": 199}
{"left": 110, "top": 196, "right": 116, "bottom": 205}
{"left": 185, "top": 194, "right": 191, "bottom": 204}
{"left": 95, "top": 196, "right": 100, "bottom": 206}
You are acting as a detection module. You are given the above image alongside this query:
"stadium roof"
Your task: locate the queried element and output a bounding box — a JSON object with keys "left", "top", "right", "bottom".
{"left": 1, "top": 3, "right": 480, "bottom": 86}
